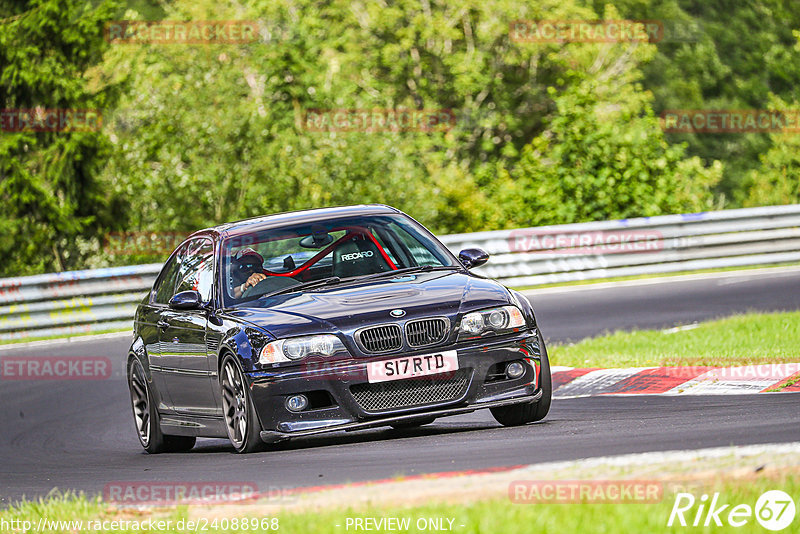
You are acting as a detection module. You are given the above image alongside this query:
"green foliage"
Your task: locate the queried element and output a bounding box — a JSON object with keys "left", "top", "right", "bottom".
{"left": 607, "top": 0, "right": 800, "bottom": 201}
{"left": 494, "top": 72, "right": 722, "bottom": 227}
{"left": 3, "top": 0, "right": 799, "bottom": 276}
{"left": 96, "top": 0, "right": 597, "bottom": 238}
{"left": 0, "top": 0, "right": 122, "bottom": 276}
{"left": 743, "top": 96, "right": 800, "bottom": 207}
{"left": 98, "top": 0, "right": 721, "bottom": 244}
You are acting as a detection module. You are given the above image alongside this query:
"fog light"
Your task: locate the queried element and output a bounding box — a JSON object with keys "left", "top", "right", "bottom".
{"left": 286, "top": 394, "right": 309, "bottom": 412}
{"left": 506, "top": 361, "right": 525, "bottom": 379}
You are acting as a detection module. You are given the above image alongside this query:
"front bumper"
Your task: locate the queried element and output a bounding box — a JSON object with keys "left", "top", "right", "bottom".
{"left": 259, "top": 389, "right": 542, "bottom": 443}
{"left": 247, "top": 331, "right": 542, "bottom": 443}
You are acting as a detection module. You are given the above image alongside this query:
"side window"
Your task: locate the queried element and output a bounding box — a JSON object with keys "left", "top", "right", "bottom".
{"left": 175, "top": 239, "right": 215, "bottom": 302}
{"left": 153, "top": 245, "right": 185, "bottom": 305}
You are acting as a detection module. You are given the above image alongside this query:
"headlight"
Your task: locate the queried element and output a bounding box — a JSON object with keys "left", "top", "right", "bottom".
{"left": 458, "top": 305, "right": 526, "bottom": 338}
{"left": 259, "top": 334, "right": 348, "bottom": 364}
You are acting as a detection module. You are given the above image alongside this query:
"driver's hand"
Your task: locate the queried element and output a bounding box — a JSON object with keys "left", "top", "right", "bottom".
{"left": 245, "top": 273, "right": 266, "bottom": 289}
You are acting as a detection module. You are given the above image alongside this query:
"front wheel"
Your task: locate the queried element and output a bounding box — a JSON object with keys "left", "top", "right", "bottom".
{"left": 220, "top": 356, "right": 263, "bottom": 453}
{"left": 128, "top": 359, "right": 195, "bottom": 453}
{"left": 490, "top": 331, "right": 552, "bottom": 426}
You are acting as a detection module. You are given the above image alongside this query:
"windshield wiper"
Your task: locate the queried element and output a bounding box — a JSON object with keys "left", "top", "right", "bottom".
{"left": 352, "top": 265, "right": 461, "bottom": 283}
{"left": 259, "top": 276, "right": 342, "bottom": 299}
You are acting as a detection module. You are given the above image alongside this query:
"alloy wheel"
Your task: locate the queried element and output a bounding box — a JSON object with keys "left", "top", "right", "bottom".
{"left": 221, "top": 360, "right": 248, "bottom": 448}
{"left": 129, "top": 361, "right": 151, "bottom": 446}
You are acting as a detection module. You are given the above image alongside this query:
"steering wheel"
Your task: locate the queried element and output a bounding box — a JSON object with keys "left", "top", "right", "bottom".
{"left": 241, "top": 276, "right": 301, "bottom": 299}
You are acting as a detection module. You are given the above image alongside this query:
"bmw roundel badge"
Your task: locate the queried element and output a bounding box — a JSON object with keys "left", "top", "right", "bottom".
{"left": 390, "top": 309, "right": 406, "bottom": 318}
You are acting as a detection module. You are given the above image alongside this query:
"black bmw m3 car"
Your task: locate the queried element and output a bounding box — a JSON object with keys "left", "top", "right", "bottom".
{"left": 127, "top": 205, "right": 551, "bottom": 453}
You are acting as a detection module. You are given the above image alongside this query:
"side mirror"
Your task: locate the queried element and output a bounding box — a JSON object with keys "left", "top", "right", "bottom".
{"left": 169, "top": 290, "right": 203, "bottom": 310}
{"left": 458, "top": 248, "right": 489, "bottom": 269}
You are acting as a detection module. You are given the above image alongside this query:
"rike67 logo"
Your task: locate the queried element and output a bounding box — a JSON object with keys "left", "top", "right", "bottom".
{"left": 668, "top": 490, "right": 796, "bottom": 531}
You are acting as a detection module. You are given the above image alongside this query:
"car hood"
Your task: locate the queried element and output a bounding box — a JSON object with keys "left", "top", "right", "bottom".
{"left": 225, "top": 271, "right": 513, "bottom": 339}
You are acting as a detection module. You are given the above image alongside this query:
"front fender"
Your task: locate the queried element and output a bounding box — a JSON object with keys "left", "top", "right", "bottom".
{"left": 509, "top": 289, "right": 539, "bottom": 330}
{"left": 127, "top": 336, "right": 149, "bottom": 376}
{"left": 219, "top": 326, "right": 273, "bottom": 374}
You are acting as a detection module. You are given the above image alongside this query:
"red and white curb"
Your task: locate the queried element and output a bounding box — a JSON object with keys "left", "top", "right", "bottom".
{"left": 552, "top": 363, "right": 800, "bottom": 397}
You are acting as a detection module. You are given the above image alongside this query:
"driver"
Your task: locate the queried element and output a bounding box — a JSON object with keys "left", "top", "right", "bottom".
{"left": 231, "top": 248, "right": 267, "bottom": 298}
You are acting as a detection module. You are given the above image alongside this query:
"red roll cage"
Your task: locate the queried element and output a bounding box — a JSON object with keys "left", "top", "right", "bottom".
{"left": 231, "top": 225, "right": 398, "bottom": 279}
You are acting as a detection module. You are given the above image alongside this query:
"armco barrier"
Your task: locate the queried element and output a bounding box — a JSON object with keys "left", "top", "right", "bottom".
{"left": 0, "top": 264, "right": 161, "bottom": 341}
{"left": 1, "top": 205, "right": 799, "bottom": 341}
{"left": 439, "top": 203, "right": 800, "bottom": 286}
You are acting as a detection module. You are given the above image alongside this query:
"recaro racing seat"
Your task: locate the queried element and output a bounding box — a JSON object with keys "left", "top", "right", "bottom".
{"left": 332, "top": 236, "right": 391, "bottom": 278}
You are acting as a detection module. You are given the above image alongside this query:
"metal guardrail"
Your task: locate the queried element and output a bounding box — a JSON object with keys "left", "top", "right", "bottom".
{"left": 0, "top": 265, "right": 161, "bottom": 341}
{"left": 1, "top": 204, "right": 799, "bottom": 341}
{"left": 440, "top": 203, "right": 800, "bottom": 286}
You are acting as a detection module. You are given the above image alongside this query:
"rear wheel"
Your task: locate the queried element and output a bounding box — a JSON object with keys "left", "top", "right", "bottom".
{"left": 490, "top": 331, "right": 552, "bottom": 426}
{"left": 220, "top": 356, "right": 263, "bottom": 453}
{"left": 128, "top": 359, "right": 196, "bottom": 453}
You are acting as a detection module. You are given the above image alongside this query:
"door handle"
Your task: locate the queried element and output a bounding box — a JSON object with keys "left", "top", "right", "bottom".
{"left": 157, "top": 320, "right": 170, "bottom": 330}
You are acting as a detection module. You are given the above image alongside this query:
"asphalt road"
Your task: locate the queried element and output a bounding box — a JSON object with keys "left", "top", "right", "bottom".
{"left": 2, "top": 268, "right": 799, "bottom": 506}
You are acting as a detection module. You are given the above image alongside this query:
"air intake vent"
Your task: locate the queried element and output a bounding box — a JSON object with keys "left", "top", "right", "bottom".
{"left": 350, "top": 368, "right": 471, "bottom": 412}
{"left": 357, "top": 324, "right": 402, "bottom": 353}
{"left": 405, "top": 318, "right": 448, "bottom": 348}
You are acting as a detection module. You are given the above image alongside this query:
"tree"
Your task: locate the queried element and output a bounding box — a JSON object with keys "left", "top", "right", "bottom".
{"left": 0, "top": 0, "right": 122, "bottom": 276}
{"left": 605, "top": 0, "right": 800, "bottom": 203}
{"left": 743, "top": 96, "right": 800, "bottom": 207}
{"left": 494, "top": 66, "right": 723, "bottom": 227}
{"left": 96, "top": 0, "right": 601, "bottom": 240}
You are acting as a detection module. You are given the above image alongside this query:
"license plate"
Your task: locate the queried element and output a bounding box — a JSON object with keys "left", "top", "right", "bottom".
{"left": 367, "top": 351, "right": 458, "bottom": 383}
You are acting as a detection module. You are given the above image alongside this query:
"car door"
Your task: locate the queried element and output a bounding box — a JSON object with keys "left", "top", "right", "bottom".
{"left": 146, "top": 243, "right": 187, "bottom": 411}
{"left": 158, "top": 237, "right": 218, "bottom": 415}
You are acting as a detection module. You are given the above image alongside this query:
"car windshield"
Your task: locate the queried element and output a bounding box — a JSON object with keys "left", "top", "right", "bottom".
{"left": 221, "top": 213, "right": 459, "bottom": 306}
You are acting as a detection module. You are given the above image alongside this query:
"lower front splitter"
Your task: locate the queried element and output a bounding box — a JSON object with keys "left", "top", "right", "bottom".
{"left": 259, "top": 390, "right": 542, "bottom": 443}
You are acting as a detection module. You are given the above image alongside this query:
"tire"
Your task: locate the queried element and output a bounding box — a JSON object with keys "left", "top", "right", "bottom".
{"left": 490, "top": 330, "right": 552, "bottom": 426}
{"left": 220, "top": 355, "right": 264, "bottom": 453}
{"left": 128, "top": 359, "right": 196, "bottom": 453}
{"left": 390, "top": 417, "right": 436, "bottom": 430}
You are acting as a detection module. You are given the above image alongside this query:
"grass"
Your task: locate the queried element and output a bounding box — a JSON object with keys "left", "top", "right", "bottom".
{"left": 2, "top": 474, "right": 797, "bottom": 533}
{"left": 511, "top": 261, "right": 800, "bottom": 291}
{"left": 549, "top": 311, "right": 800, "bottom": 369}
